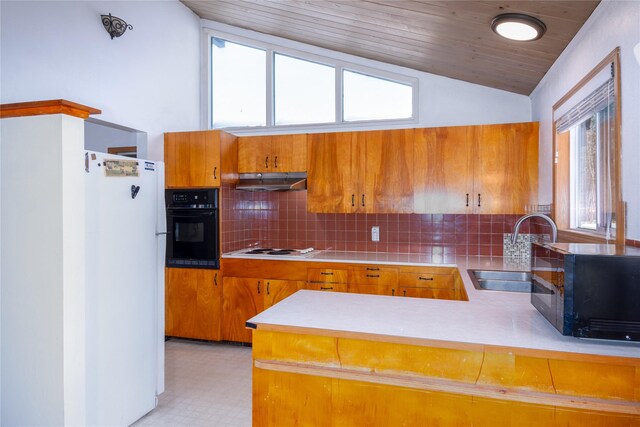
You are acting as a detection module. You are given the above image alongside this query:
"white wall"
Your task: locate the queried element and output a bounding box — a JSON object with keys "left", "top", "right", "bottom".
{"left": 200, "top": 20, "right": 532, "bottom": 136}
{"left": 530, "top": 0, "right": 640, "bottom": 240}
{"left": 0, "top": 1, "right": 201, "bottom": 161}
{"left": 1, "top": 114, "right": 86, "bottom": 426}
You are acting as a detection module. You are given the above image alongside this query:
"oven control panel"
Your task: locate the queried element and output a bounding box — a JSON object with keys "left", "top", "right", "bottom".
{"left": 166, "top": 189, "right": 218, "bottom": 209}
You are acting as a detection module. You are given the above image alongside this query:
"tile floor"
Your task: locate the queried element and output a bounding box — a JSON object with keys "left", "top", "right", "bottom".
{"left": 134, "top": 339, "right": 252, "bottom": 427}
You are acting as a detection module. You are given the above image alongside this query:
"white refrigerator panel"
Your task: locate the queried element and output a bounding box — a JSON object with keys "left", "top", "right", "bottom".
{"left": 85, "top": 152, "right": 163, "bottom": 426}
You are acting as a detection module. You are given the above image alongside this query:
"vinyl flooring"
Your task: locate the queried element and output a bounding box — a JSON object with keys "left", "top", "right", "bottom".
{"left": 133, "top": 339, "right": 252, "bottom": 427}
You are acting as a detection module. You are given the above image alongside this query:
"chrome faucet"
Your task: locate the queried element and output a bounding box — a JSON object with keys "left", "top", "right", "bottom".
{"left": 511, "top": 213, "right": 558, "bottom": 245}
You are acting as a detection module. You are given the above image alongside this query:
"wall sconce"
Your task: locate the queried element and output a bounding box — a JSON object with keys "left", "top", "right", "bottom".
{"left": 101, "top": 13, "right": 133, "bottom": 39}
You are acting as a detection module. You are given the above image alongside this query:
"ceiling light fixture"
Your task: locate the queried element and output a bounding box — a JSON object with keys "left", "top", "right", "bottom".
{"left": 491, "top": 13, "right": 546, "bottom": 42}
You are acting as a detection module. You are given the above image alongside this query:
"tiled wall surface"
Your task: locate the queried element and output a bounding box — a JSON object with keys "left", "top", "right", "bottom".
{"left": 221, "top": 184, "right": 552, "bottom": 256}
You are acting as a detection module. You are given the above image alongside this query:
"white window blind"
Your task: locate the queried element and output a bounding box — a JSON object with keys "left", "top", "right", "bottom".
{"left": 556, "top": 77, "right": 614, "bottom": 134}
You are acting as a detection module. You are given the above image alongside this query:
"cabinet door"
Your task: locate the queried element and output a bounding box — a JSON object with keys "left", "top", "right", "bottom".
{"left": 399, "top": 286, "right": 456, "bottom": 300}
{"left": 165, "top": 268, "right": 222, "bottom": 340}
{"left": 264, "top": 279, "right": 303, "bottom": 308}
{"left": 361, "top": 129, "right": 414, "bottom": 213}
{"left": 271, "top": 134, "right": 307, "bottom": 172}
{"left": 238, "top": 136, "right": 272, "bottom": 173}
{"left": 348, "top": 283, "right": 397, "bottom": 296}
{"left": 413, "top": 126, "right": 476, "bottom": 214}
{"left": 474, "top": 123, "right": 538, "bottom": 214}
{"left": 165, "top": 131, "right": 221, "bottom": 188}
{"left": 307, "top": 132, "right": 359, "bottom": 213}
{"left": 222, "top": 277, "right": 264, "bottom": 343}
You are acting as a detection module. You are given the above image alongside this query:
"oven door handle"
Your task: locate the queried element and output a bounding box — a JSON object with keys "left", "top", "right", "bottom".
{"left": 167, "top": 211, "right": 216, "bottom": 218}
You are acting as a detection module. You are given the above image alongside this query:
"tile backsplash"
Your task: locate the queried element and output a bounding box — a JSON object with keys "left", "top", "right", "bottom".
{"left": 221, "top": 183, "right": 551, "bottom": 257}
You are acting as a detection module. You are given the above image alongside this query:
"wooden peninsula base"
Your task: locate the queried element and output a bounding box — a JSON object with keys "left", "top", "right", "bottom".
{"left": 251, "top": 330, "right": 640, "bottom": 426}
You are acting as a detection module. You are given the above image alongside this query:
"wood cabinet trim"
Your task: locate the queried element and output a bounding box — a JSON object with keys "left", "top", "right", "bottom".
{"left": 1, "top": 99, "right": 101, "bottom": 119}
{"left": 250, "top": 323, "right": 640, "bottom": 365}
{"left": 254, "top": 358, "right": 639, "bottom": 415}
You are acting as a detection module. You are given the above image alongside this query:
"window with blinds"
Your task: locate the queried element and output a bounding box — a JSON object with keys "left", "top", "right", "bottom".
{"left": 552, "top": 50, "right": 621, "bottom": 242}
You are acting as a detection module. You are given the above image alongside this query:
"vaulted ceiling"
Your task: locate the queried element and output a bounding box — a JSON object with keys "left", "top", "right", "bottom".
{"left": 181, "top": 0, "right": 600, "bottom": 95}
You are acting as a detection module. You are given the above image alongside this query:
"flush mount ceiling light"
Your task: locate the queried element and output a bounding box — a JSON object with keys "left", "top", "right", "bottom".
{"left": 491, "top": 13, "right": 546, "bottom": 42}
{"left": 101, "top": 13, "right": 133, "bottom": 39}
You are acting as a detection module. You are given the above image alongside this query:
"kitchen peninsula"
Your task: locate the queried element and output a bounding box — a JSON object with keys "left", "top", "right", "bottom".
{"left": 245, "top": 251, "right": 640, "bottom": 426}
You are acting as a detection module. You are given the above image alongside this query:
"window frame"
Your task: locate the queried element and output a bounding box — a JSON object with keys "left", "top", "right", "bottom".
{"left": 552, "top": 48, "right": 623, "bottom": 244}
{"left": 202, "top": 28, "right": 419, "bottom": 132}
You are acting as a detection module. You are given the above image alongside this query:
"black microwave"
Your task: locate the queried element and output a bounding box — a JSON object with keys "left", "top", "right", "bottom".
{"left": 531, "top": 243, "right": 640, "bottom": 342}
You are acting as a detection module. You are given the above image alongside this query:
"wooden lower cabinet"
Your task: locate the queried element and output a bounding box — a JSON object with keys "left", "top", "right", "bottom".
{"left": 348, "top": 282, "right": 396, "bottom": 296}
{"left": 165, "top": 268, "right": 221, "bottom": 341}
{"left": 222, "top": 277, "right": 303, "bottom": 343}
{"left": 219, "top": 260, "right": 468, "bottom": 343}
{"left": 264, "top": 279, "right": 304, "bottom": 308}
{"left": 222, "top": 277, "right": 264, "bottom": 343}
{"left": 252, "top": 330, "right": 640, "bottom": 426}
{"left": 399, "top": 286, "right": 456, "bottom": 300}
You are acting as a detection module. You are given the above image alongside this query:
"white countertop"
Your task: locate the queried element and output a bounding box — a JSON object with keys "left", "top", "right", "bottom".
{"left": 223, "top": 249, "right": 531, "bottom": 270}
{"left": 244, "top": 253, "right": 640, "bottom": 359}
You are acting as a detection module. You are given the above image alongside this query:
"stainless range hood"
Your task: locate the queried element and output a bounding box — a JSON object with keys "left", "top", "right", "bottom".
{"left": 236, "top": 173, "right": 307, "bottom": 191}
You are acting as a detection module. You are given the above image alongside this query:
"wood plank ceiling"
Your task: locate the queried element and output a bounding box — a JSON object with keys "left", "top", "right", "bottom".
{"left": 181, "top": 0, "right": 600, "bottom": 95}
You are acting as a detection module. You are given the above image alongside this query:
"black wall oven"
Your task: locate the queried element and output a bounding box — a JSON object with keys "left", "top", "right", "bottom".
{"left": 166, "top": 188, "right": 219, "bottom": 269}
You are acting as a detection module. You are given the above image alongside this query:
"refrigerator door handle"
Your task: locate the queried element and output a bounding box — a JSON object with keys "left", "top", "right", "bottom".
{"left": 155, "top": 231, "right": 168, "bottom": 236}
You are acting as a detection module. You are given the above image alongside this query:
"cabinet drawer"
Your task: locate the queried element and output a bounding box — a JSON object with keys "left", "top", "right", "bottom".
{"left": 347, "top": 283, "right": 396, "bottom": 296}
{"left": 397, "top": 272, "right": 454, "bottom": 289}
{"left": 398, "top": 286, "right": 456, "bottom": 300}
{"left": 349, "top": 267, "right": 398, "bottom": 286}
{"left": 305, "top": 282, "right": 348, "bottom": 292}
{"left": 307, "top": 268, "right": 348, "bottom": 284}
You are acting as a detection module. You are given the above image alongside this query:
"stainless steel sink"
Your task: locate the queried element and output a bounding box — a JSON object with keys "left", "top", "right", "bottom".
{"left": 468, "top": 270, "right": 532, "bottom": 292}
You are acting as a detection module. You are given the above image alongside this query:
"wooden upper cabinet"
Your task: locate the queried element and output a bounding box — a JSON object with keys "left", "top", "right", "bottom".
{"left": 307, "top": 129, "right": 414, "bottom": 214}
{"left": 238, "top": 136, "right": 271, "bottom": 173}
{"left": 413, "top": 123, "right": 538, "bottom": 214}
{"left": 238, "top": 134, "right": 307, "bottom": 173}
{"left": 475, "top": 123, "right": 538, "bottom": 214}
{"left": 271, "top": 134, "right": 307, "bottom": 172}
{"left": 361, "top": 129, "right": 414, "bottom": 213}
{"left": 307, "top": 132, "right": 358, "bottom": 213}
{"left": 165, "top": 130, "right": 221, "bottom": 188}
{"left": 414, "top": 126, "right": 476, "bottom": 214}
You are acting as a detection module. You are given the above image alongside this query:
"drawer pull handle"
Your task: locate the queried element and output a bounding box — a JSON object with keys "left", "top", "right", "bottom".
{"left": 265, "top": 156, "right": 269, "bottom": 168}
{"left": 403, "top": 289, "right": 407, "bottom": 296}
{"left": 214, "top": 273, "right": 218, "bottom": 286}
{"left": 419, "top": 277, "right": 434, "bottom": 281}
{"left": 274, "top": 156, "right": 278, "bottom": 168}
{"left": 392, "top": 288, "right": 395, "bottom": 296}
{"left": 351, "top": 194, "right": 355, "bottom": 207}
{"left": 320, "top": 286, "right": 333, "bottom": 291}
{"left": 366, "top": 274, "right": 380, "bottom": 278}
{"left": 466, "top": 193, "right": 469, "bottom": 207}
{"left": 320, "top": 272, "right": 334, "bottom": 276}
{"left": 266, "top": 282, "right": 270, "bottom": 295}
{"left": 366, "top": 267, "right": 379, "bottom": 271}
{"left": 213, "top": 166, "right": 217, "bottom": 180}
{"left": 478, "top": 193, "right": 481, "bottom": 207}
{"left": 361, "top": 194, "right": 365, "bottom": 207}
{"left": 257, "top": 281, "right": 261, "bottom": 294}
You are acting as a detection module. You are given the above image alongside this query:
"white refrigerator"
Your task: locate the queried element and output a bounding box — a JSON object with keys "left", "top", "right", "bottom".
{"left": 84, "top": 151, "right": 165, "bottom": 426}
